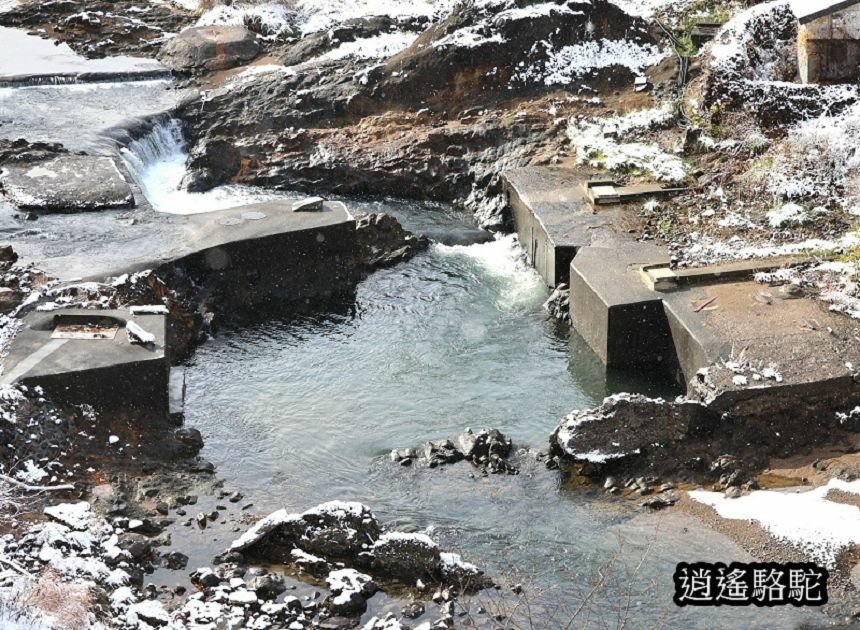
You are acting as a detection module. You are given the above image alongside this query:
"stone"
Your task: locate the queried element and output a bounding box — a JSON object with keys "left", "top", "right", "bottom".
{"left": 249, "top": 573, "right": 287, "bottom": 599}
{"left": 389, "top": 448, "right": 417, "bottom": 463}
{"left": 371, "top": 532, "right": 440, "bottom": 581}
{"left": 325, "top": 569, "right": 377, "bottom": 616}
{"left": 157, "top": 26, "right": 259, "bottom": 73}
{"left": 402, "top": 602, "right": 425, "bottom": 619}
{"left": 1, "top": 156, "right": 134, "bottom": 212}
{"left": 162, "top": 551, "right": 188, "bottom": 570}
{"left": 422, "top": 439, "right": 464, "bottom": 468}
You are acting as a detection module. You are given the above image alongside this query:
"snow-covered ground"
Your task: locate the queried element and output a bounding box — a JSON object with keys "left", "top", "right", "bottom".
{"left": 567, "top": 103, "right": 688, "bottom": 182}
{"left": 194, "top": 0, "right": 457, "bottom": 37}
{"left": 691, "top": 479, "right": 860, "bottom": 567}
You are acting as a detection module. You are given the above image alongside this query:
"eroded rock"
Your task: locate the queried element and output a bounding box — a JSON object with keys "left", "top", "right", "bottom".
{"left": 158, "top": 26, "right": 260, "bottom": 73}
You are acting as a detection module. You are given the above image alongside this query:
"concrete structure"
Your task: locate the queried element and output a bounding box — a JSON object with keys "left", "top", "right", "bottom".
{"left": 569, "top": 243, "right": 675, "bottom": 371}
{"left": 503, "top": 169, "right": 686, "bottom": 287}
{"left": 0, "top": 309, "right": 171, "bottom": 412}
{"left": 791, "top": 0, "right": 860, "bottom": 83}
{"left": 503, "top": 168, "right": 622, "bottom": 286}
{"left": 1, "top": 156, "right": 135, "bottom": 212}
{"left": 163, "top": 200, "right": 358, "bottom": 308}
{"left": 584, "top": 180, "right": 686, "bottom": 206}
{"left": 504, "top": 165, "right": 860, "bottom": 424}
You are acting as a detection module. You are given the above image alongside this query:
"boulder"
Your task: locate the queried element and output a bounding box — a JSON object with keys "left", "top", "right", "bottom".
{"left": 370, "top": 532, "right": 440, "bottom": 581}
{"left": 158, "top": 26, "right": 259, "bottom": 73}
{"left": 228, "top": 501, "right": 380, "bottom": 561}
{"left": 325, "top": 568, "right": 377, "bottom": 616}
{"left": 457, "top": 428, "right": 512, "bottom": 460}
{"left": 422, "top": 439, "right": 464, "bottom": 468}
{"left": 550, "top": 394, "right": 717, "bottom": 475}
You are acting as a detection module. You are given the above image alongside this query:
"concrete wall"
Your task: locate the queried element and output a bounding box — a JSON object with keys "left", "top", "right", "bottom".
{"left": 799, "top": 6, "right": 860, "bottom": 83}
{"left": 507, "top": 181, "right": 575, "bottom": 287}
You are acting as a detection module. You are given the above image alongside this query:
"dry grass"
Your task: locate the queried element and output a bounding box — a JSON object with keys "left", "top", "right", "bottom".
{"left": 18, "top": 570, "right": 93, "bottom": 630}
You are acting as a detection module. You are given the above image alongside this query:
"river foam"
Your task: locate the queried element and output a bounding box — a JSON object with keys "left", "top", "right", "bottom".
{"left": 120, "top": 119, "right": 296, "bottom": 215}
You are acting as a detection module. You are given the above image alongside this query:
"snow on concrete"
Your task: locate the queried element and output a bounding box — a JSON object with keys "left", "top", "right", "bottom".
{"left": 691, "top": 478, "right": 860, "bottom": 566}
{"left": 125, "top": 321, "right": 155, "bottom": 345}
{"left": 790, "top": 0, "right": 860, "bottom": 22}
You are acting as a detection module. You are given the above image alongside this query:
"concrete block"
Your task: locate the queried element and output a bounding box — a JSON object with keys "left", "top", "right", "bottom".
{"left": 569, "top": 243, "right": 674, "bottom": 370}
{"left": 1, "top": 156, "right": 134, "bottom": 212}
{"left": 1, "top": 309, "right": 169, "bottom": 412}
{"left": 502, "top": 167, "right": 620, "bottom": 287}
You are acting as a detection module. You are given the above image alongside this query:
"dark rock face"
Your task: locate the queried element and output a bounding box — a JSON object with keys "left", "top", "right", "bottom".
{"left": 690, "top": 2, "right": 859, "bottom": 128}
{"left": 370, "top": 533, "right": 441, "bottom": 581}
{"left": 0, "top": 139, "right": 67, "bottom": 165}
{"left": 158, "top": 26, "right": 261, "bottom": 73}
{"left": 0, "top": 0, "right": 196, "bottom": 59}
{"left": 175, "top": 0, "right": 657, "bottom": 229}
{"left": 391, "top": 428, "right": 518, "bottom": 473}
{"left": 550, "top": 386, "right": 860, "bottom": 483}
{"left": 280, "top": 15, "right": 429, "bottom": 66}
{"left": 379, "top": 0, "right": 654, "bottom": 105}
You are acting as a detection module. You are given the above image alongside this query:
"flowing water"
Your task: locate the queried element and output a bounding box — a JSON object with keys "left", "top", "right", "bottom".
{"left": 178, "top": 208, "right": 822, "bottom": 628}
{"left": 0, "top": 30, "right": 827, "bottom": 625}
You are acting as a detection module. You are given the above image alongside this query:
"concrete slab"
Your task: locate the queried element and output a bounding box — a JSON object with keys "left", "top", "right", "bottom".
{"left": 1, "top": 156, "right": 134, "bottom": 211}
{"left": 1, "top": 309, "right": 170, "bottom": 412}
{"left": 162, "top": 199, "right": 358, "bottom": 307}
{"left": 663, "top": 280, "right": 860, "bottom": 398}
{"left": 503, "top": 167, "right": 624, "bottom": 286}
{"left": 0, "top": 26, "right": 169, "bottom": 85}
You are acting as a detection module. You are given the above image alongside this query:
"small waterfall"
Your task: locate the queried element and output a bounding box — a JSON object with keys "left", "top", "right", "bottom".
{"left": 120, "top": 118, "right": 295, "bottom": 215}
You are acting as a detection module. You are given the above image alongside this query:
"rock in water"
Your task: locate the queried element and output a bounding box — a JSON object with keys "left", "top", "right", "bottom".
{"left": 371, "top": 532, "right": 440, "bottom": 581}
{"left": 158, "top": 26, "right": 259, "bottom": 73}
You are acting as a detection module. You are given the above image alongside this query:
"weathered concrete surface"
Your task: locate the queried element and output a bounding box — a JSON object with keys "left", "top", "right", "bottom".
{"left": 503, "top": 167, "right": 624, "bottom": 286}
{"left": 0, "top": 309, "right": 169, "bottom": 411}
{"left": 664, "top": 279, "right": 860, "bottom": 414}
{"left": 158, "top": 199, "right": 358, "bottom": 309}
{"left": 0, "top": 26, "right": 170, "bottom": 84}
{"left": 158, "top": 26, "right": 259, "bottom": 73}
{"left": 1, "top": 156, "right": 134, "bottom": 211}
{"left": 569, "top": 243, "right": 673, "bottom": 370}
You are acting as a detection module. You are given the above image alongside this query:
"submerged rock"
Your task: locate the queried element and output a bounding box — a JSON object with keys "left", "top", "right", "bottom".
{"left": 354, "top": 212, "right": 430, "bottom": 270}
